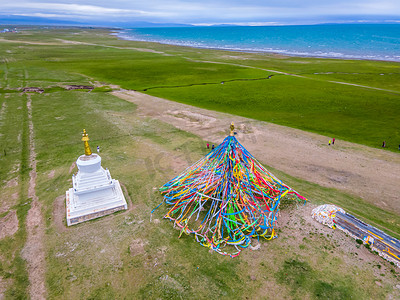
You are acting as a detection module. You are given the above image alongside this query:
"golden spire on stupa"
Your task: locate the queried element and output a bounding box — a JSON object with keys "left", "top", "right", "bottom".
{"left": 81, "top": 129, "right": 92, "bottom": 156}
{"left": 230, "top": 122, "right": 235, "bottom": 136}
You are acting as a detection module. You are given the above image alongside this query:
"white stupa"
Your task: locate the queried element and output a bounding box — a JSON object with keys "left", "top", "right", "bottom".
{"left": 66, "top": 129, "right": 127, "bottom": 226}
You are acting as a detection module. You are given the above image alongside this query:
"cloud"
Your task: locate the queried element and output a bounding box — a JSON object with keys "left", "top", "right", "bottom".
{"left": 1, "top": 2, "right": 172, "bottom": 19}
{"left": 0, "top": 0, "right": 399, "bottom": 24}
{"left": 12, "top": 13, "right": 69, "bottom": 18}
{"left": 19, "top": 3, "right": 135, "bottom": 14}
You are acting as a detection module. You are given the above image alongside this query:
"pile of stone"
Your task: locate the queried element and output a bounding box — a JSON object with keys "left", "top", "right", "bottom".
{"left": 65, "top": 85, "right": 94, "bottom": 90}
{"left": 312, "top": 204, "right": 400, "bottom": 268}
{"left": 22, "top": 87, "right": 44, "bottom": 93}
{"left": 311, "top": 204, "right": 345, "bottom": 228}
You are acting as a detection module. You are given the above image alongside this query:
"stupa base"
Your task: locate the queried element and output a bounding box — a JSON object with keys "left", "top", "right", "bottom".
{"left": 66, "top": 180, "right": 127, "bottom": 226}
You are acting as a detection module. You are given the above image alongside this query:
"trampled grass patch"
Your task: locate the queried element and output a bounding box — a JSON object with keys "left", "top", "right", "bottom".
{"left": 1, "top": 27, "right": 399, "bottom": 299}
{"left": 28, "top": 86, "right": 397, "bottom": 299}
{"left": 276, "top": 258, "right": 355, "bottom": 299}
{"left": 31, "top": 90, "right": 247, "bottom": 299}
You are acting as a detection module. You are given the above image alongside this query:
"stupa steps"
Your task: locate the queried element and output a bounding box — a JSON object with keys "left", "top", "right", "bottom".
{"left": 76, "top": 178, "right": 112, "bottom": 189}
{"left": 76, "top": 172, "right": 109, "bottom": 182}
{"left": 71, "top": 196, "right": 123, "bottom": 210}
{"left": 75, "top": 175, "right": 112, "bottom": 189}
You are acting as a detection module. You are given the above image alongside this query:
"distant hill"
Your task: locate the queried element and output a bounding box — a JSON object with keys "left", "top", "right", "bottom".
{"left": 0, "top": 15, "right": 85, "bottom": 26}
{"left": 0, "top": 15, "right": 193, "bottom": 28}
{"left": 117, "top": 21, "right": 193, "bottom": 28}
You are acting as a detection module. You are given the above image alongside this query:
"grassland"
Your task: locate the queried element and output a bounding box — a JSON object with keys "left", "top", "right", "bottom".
{"left": 0, "top": 92, "right": 30, "bottom": 298}
{"left": 0, "top": 27, "right": 399, "bottom": 299}
{"left": 0, "top": 27, "right": 399, "bottom": 150}
{"left": 27, "top": 87, "right": 400, "bottom": 300}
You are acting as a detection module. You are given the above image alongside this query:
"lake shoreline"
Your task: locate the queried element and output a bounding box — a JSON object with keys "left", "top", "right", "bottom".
{"left": 111, "top": 26, "right": 400, "bottom": 63}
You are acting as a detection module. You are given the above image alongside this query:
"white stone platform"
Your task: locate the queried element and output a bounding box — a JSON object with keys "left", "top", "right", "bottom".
{"left": 66, "top": 153, "right": 127, "bottom": 226}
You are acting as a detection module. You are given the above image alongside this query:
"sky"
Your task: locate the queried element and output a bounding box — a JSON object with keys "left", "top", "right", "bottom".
{"left": 1, "top": 0, "right": 400, "bottom": 26}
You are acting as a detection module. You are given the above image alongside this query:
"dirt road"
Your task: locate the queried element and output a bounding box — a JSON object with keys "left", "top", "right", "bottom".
{"left": 113, "top": 90, "right": 400, "bottom": 214}
{"left": 22, "top": 95, "right": 46, "bottom": 300}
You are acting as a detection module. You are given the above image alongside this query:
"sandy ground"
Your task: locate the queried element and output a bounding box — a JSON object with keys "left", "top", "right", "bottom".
{"left": 113, "top": 90, "right": 400, "bottom": 215}
{"left": 0, "top": 210, "right": 18, "bottom": 240}
{"left": 0, "top": 276, "right": 8, "bottom": 300}
{"left": 21, "top": 95, "right": 46, "bottom": 300}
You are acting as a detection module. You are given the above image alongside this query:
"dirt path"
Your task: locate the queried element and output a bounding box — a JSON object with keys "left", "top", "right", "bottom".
{"left": 183, "top": 57, "right": 400, "bottom": 94}
{"left": 327, "top": 80, "right": 400, "bottom": 94}
{"left": 56, "top": 39, "right": 166, "bottom": 54}
{"left": 21, "top": 94, "right": 46, "bottom": 299}
{"left": 113, "top": 90, "right": 400, "bottom": 214}
{"left": 0, "top": 38, "right": 62, "bottom": 46}
{"left": 0, "top": 102, "right": 6, "bottom": 124}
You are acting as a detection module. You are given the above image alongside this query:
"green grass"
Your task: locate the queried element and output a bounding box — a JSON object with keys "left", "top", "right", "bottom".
{"left": 0, "top": 95, "right": 24, "bottom": 182}
{"left": 0, "top": 93, "right": 31, "bottom": 299}
{"left": 0, "top": 27, "right": 399, "bottom": 299}
{"left": 276, "top": 258, "right": 354, "bottom": 299}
